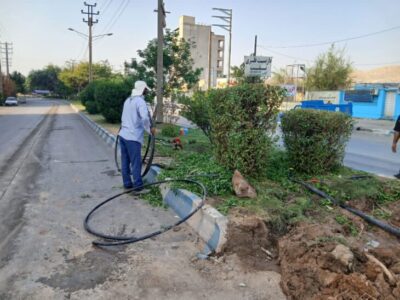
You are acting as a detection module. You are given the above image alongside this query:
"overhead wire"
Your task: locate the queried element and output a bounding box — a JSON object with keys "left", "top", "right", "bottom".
{"left": 261, "top": 24, "right": 400, "bottom": 49}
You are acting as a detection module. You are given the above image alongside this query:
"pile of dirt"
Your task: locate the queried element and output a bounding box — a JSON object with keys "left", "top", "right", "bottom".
{"left": 278, "top": 222, "right": 400, "bottom": 300}
{"left": 222, "top": 214, "right": 279, "bottom": 271}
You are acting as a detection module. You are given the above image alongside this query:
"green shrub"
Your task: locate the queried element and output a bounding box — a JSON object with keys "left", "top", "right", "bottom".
{"left": 95, "top": 79, "right": 131, "bottom": 123}
{"left": 85, "top": 101, "right": 98, "bottom": 114}
{"left": 179, "top": 91, "right": 212, "bottom": 142}
{"left": 79, "top": 81, "right": 98, "bottom": 106}
{"left": 209, "top": 83, "right": 286, "bottom": 176}
{"left": 281, "top": 109, "right": 353, "bottom": 174}
{"left": 161, "top": 124, "right": 180, "bottom": 137}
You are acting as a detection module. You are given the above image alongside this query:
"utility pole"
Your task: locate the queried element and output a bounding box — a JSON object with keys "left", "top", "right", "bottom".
{"left": 156, "top": 0, "right": 167, "bottom": 123}
{"left": 1, "top": 42, "right": 12, "bottom": 76}
{"left": 81, "top": 2, "right": 99, "bottom": 83}
{"left": 254, "top": 35, "right": 257, "bottom": 56}
{"left": 212, "top": 8, "right": 232, "bottom": 86}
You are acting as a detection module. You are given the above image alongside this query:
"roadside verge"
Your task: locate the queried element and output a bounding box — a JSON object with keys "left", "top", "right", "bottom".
{"left": 69, "top": 102, "right": 228, "bottom": 253}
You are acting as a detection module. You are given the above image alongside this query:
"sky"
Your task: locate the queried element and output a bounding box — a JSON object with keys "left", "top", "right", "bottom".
{"left": 0, "top": 0, "right": 400, "bottom": 76}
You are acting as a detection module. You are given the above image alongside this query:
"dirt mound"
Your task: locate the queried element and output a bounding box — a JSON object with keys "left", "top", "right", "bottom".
{"left": 279, "top": 222, "right": 400, "bottom": 300}
{"left": 222, "top": 214, "right": 278, "bottom": 271}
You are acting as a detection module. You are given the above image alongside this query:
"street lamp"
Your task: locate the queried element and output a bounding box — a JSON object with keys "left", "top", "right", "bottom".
{"left": 67, "top": 27, "right": 113, "bottom": 82}
{"left": 212, "top": 8, "right": 232, "bottom": 85}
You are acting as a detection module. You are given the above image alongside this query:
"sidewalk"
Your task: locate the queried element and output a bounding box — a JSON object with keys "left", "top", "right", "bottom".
{"left": 354, "top": 118, "right": 396, "bottom": 136}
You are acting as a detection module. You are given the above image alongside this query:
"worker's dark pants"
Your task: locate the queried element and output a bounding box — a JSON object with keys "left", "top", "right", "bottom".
{"left": 119, "top": 136, "right": 143, "bottom": 190}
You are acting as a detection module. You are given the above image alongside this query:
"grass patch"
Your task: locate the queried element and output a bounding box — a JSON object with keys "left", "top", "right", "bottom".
{"left": 141, "top": 186, "right": 166, "bottom": 208}
{"left": 335, "top": 214, "right": 359, "bottom": 237}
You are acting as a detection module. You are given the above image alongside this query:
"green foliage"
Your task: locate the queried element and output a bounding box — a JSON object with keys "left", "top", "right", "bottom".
{"left": 178, "top": 91, "right": 212, "bottom": 141}
{"left": 281, "top": 109, "right": 353, "bottom": 174}
{"left": 26, "top": 64, "right": 68, "bottom": 96}
{"left": 78, "top": 80, "right": 98, "bottom": 105}
{"left": 124, "top": 29, "right": 202, "bottom": 99}
{"left": 231, "top": 63, "right": 262, "bottom": 84}
{"left": 216, "top": 196, "right": 249, "bottom": 215}
{"left": 59, "top": 61, "right": 113, "bottom": 95}
{"left": 9, "top": 71, "right": 26, "bottom": 94}
{"left": 85, "top": 101, "right": 98, "bottom": 114}
{"left": 161, "top": 124, "right": 180, "bottom": 137}
{"left": 141, "top": 186, "right": 165, "bottom": 208}
{"left": 335, "top": 214, "right": 358, "bottom": 236}
{"left": 209, "top": 83, "right": 286, "bottom": 175}
{"left": 94, "top": 79, "right": 130, "bottom": 123}
{"left": 160, "top": 152, "right": 232, "bottom": 196}
{"left": 306, "top": 45, "right": 353, "bottom": 91}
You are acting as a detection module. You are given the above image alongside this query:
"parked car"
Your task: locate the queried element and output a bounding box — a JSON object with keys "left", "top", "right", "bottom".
{"left": 18, "top": 97, "right": 27, "bottom": 104}
{"left": 4, "top": 97, "right": 18, "bottom": 106}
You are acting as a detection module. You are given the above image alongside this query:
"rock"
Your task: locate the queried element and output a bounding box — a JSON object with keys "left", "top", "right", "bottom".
{"left": 232, "top": 170, "right": 257, "bottom": 198}
{"left": 331, "top": 244, "right": 354, "bottom": 270}
{"left": 238, "top": 282, "right": 246, "bottom": 287}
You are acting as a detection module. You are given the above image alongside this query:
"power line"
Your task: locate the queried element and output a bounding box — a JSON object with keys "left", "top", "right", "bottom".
{"left": 262, "top": 24, "right": 400, "bottom": 49}
{"left": 257, "top": 45, "right": 311, "bottom": 62}
{"left": 100, "top": 0, "right": 128, "bottom": 35}
{"left": 106, "top": 0, "right": 130, "bottom": 32}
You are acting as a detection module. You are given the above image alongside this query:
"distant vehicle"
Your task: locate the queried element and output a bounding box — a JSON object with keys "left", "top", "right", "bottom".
{"left": 18, "top": 97, "right": 27, "bottom": 104}
{"left": 4, "top": 97, "right": 18, "bottom": 106}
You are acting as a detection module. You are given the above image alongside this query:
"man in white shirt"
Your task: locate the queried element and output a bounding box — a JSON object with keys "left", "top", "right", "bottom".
{"left": 119, "top": 81, "right": 156, "bottom": 190}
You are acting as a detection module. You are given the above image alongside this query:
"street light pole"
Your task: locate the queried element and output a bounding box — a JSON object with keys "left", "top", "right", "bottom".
{"left": 81, "top": 2, "right": 99, "bottom": 83}
{"left": 212, "top": 8, "right": 232, "bottom": 85}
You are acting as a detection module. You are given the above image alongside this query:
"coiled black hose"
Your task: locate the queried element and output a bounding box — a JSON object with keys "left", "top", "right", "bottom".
{"left": 84, "top": 178, "right": 206, "bottom": 246}
{"left": 292, "top": 178, "right": 400, "bottom": 239}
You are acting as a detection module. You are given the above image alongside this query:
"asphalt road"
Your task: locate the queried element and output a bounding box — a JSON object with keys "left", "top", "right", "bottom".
{"left": 345, "top": 131, "right": 400, "bottom": 178}
{"left": 0, "top": 99, "right": 284, "bottom": 300}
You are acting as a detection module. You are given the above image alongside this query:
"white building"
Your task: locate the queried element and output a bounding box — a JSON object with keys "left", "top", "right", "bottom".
{"left": 178, "top": 16, "right": 225, "bottom": 89}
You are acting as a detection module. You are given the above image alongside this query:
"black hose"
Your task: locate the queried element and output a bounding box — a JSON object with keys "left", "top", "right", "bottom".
{"left": 84, "top": 178, "right": 206, "bottom": 246}
{"left": 292, "top": 178, "right": 400, "bottom": 239}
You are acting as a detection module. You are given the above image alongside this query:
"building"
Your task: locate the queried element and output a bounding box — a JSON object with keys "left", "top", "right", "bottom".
{"left": 305, "top": 85, "right": 400, "bottom": 120}
{"left": 178, "top": 16, "right": 225, "bottom": 89}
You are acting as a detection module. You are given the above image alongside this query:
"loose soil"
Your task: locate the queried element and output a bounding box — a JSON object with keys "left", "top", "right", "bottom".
{"left": 220, "top": 205, "right": 400, "bottom": 300}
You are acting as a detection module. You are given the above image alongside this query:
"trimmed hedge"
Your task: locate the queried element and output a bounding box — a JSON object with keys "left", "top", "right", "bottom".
{"left": 94, "top": 79, "right": 131, "bottom": 123}
{"left": 281, "top": 109, "right": 353, "bottom": 174}
{"left": 85, "top": 101, "right": 98, "bottom": 114}
{"left": 209, "top": 83, "right": 286, "bottom": 176}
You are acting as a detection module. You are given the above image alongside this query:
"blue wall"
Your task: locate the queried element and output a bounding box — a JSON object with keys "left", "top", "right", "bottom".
{"left": 395, "top": 93, "right": 400, "bottom": 121}
{"left": 341, "top": 89, "right": 386, "bottom": 119}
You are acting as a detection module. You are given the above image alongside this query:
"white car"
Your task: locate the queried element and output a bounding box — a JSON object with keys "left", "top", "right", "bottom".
{"left": 5, "top": 97, "right": 18, "bottom": 106}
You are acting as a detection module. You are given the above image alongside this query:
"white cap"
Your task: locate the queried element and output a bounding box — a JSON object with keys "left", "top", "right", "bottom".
{"left": 131, "top": 80, "right": 151, "bottom": 97}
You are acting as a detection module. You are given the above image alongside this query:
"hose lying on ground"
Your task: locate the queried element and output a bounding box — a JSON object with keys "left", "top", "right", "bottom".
{"left": 292, "top": 178, "right": 400, "bottom": 239}
{"left": 84, "top": 178, "right": 206, "bottom": 247}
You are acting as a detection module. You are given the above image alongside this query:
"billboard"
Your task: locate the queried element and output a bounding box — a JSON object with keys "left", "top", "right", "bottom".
{"left": 280, "top": 84, "right": 296, "bottom": 97}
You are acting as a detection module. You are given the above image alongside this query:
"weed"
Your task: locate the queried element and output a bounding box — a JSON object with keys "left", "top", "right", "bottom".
{"left": 335, "top": 214, "right": 358, "bottom": 237}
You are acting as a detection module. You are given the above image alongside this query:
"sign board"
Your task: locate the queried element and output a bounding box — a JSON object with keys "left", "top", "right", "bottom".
{"left": 280, "top": 84, "right": 296, "bottom": 97}
{"left": 344, "top": 90, "right": 374, "bottom": 103}
{"left": 244, "top": 56, "right": 272, "bottom": 78}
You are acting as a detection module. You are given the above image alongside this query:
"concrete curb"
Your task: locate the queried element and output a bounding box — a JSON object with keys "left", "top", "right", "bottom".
{"left": 69, "top": 102, "right": 228, "bottom": 253}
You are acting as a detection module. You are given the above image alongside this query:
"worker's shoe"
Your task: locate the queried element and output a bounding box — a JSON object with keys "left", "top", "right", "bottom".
{"left": 394, "top": 173, "right": 400, "bottom": 179}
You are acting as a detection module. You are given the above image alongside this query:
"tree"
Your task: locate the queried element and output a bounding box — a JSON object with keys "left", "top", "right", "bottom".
{"left": 124, "top": 29, "right": 202, "bottom": 100}
{"left": 59, "top": 61, "right": 113, "bottom": 95}
{"left": 305, "top": 45, "right": 353, "bottom": 91}
{"left": 271, "top": 68, "right": 291, "bottom": 85}
{"left": 9, "top": 71, "right": 26, "bottom": 94}
{"left": 230, "top": 62, "right": 262, "bottom": 84}
{"left": 26, "top": 65, "right": 61, "bottom": 92}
